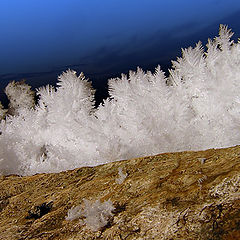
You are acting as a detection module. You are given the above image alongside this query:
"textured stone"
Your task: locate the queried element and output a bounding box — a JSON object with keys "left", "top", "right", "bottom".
{"left": 0, "top": 145, "right": 240, "bottom": 239}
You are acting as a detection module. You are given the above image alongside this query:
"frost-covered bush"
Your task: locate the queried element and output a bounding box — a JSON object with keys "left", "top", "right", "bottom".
{"left": 66, "top": 199, "right": 115, "bottom": 232}
{"left": 0, "top": 25, "right": 240, "bottom": 175}
{"left": 5, "top": 80, "right": 35, "bottom": 115}
{"left": 0, "top": 71, "right": 99, "bottom": 175}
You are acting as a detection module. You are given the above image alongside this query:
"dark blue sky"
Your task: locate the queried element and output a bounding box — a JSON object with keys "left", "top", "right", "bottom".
{"left": 1, "top": 0, "right": 240, "bottom": 105}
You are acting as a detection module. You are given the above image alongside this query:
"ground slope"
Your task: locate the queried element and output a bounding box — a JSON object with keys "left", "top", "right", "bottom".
{"left": 0, "top": 146, "right": 240, "bottom": 239}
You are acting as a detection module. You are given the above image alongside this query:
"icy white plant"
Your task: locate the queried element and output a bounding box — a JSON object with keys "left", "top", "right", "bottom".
{"left": 0, "top": 71, "right": 99, "bottom": 175}
{"left": 5, "top": 80, "right": 35, "bottom": 115}
{"left": 66, "top": 199, "right": 115, "bottom": 232}
{"left": 82, "top": 199, "right": 115, "bottom": 231}
{"left": 0, "top": 25, "right": 240, "bottom": 175}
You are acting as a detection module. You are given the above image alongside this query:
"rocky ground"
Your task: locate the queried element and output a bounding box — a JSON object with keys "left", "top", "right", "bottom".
{"left": 0, "top": 145, "right": 240, "bottom": 239}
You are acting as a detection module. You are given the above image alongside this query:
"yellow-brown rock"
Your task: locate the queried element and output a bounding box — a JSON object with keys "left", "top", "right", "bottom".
{"left": 0, "top": 145, "right": 240, "bottom": 239}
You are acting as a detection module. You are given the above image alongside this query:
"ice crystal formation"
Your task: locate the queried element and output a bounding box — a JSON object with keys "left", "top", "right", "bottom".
{"left": 0, "top": 25, "right": 240, "bottom": 175}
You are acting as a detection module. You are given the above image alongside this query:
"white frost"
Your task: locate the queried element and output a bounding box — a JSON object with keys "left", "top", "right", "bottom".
{"left": 0, "top": 25, "right": 240, "bottom": 175}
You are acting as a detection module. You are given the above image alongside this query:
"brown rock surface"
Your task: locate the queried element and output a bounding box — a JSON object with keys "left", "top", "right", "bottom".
{"left": 0, "top": 145, "right": 240, "bottom": 240}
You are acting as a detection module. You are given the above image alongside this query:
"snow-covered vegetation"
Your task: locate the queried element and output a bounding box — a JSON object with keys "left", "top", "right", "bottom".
{"left": 0, "top": 25, "right": 240, "bottom": 175}
{"left": 66, "top": 199, "right": 115, "bottom": 232}
{"left": 5, "top": 80, "right": 35, "bottom": 116}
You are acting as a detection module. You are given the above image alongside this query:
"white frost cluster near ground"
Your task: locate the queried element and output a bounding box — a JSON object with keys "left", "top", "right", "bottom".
{"left": 0, "top": 25, "right": 240, "bottom": 175}
{"left": 66, "top": 199, "right": 115, "bottom": 232}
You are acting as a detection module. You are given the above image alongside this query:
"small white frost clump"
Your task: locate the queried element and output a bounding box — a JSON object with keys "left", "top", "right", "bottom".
{"left": 66, "top": 199, "right": 115, "bottom": 232}
{"left": 116, "top": 167, "right": 127, "bottom": 184}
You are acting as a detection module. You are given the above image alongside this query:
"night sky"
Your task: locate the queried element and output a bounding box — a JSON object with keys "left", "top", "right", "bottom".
{"left": 1, "top": 0, "right": 240, "bottom": 106}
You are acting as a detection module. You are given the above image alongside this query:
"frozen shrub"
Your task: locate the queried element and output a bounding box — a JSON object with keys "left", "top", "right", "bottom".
{"left": 0, "top": 70, "right": 98, "bottom": 175}
{"left": 82, "top": 199, "right": 115, "bottom": 231}
{"left": 66, "top": 199, "right": 115, "bottom": 232}
{"left": 5, "top": 80, "right": 35, "bottom": 116}
{"left": 0, "top": 25, "right": 240, "bottom": 175}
